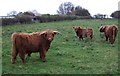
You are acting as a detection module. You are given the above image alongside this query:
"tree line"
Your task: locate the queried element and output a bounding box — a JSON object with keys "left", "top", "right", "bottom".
{"left": 2, "top": 2, "right": 119, "bottom": 26}
{"left": 2, "top": 12, "right": 92, "bottom": 26}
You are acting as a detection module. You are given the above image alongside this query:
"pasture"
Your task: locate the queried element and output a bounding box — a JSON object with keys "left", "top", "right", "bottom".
{"left": 2, "top": 19, "right": 118, "bottom": 74}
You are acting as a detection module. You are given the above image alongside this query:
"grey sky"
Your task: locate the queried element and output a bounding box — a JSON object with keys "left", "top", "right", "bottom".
{"left": 0, "top": 0, "right": 119, "bottom": 16}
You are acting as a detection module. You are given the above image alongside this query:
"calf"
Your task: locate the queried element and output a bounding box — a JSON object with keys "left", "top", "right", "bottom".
{"left": 73, "top": 26, "right": 93, "bottom": 40}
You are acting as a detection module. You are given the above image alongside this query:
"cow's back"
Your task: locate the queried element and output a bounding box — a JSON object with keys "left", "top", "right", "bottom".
{"left": 28, "top": 33, "right": 43, "bottom": 51}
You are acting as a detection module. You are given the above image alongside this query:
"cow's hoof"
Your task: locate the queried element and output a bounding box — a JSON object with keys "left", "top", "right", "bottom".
{"left": 22, "top": 62, "right": 26, "bottom": 64}
{"left": 22, "top": 61, "right": 26, "bottom": 64}
{"left": 42, "top": 59, "right": 46, "bottom": 62}
{"left": 12, "top": 61, "right": 15, "bottom": 64}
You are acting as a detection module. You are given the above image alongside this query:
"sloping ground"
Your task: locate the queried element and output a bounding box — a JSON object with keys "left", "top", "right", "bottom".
{"left": 2, "top": 19, "right": 118, "bottom": 74}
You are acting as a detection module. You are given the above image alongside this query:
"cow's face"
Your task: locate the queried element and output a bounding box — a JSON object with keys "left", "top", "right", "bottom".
{"left": 73, "top": 26, "right": 80, "bottom": 32}
{"left": 40, "top": 30, "right": 60, "bottom": 41}
{"left": 45, "top": 32, "right": 56, "bottom": 41}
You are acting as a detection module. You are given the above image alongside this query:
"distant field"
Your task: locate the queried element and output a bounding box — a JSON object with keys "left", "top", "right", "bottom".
{"left": 2, "top": 19, "right": 118, "bottom": 74}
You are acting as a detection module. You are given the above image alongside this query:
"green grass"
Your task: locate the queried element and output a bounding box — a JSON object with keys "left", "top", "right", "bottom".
{"left": 0, "top": 26, "right": 2, "bottom": 75}
{"left": 2, "top": 19, "right": 118, "bottom": 74}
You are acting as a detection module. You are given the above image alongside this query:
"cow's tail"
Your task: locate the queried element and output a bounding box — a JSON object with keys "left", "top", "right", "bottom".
{"left": 112, "top": 26, "right": 117, "bottom": 42}
{"left": 11, "top": 33, "right": 18, "bottom": 63}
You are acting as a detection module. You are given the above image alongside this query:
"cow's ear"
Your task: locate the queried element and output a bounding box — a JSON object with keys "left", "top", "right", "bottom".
{"left": 78, "top": 27, "right": 81, "bottom": 29}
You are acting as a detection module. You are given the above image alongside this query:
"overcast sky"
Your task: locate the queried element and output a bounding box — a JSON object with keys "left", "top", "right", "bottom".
{"left": 0, "top": 0, "right": 119, "bottom": 16}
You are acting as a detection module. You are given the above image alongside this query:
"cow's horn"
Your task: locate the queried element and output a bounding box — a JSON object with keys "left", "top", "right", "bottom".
{"left": 40, "top": 31, "right": 47, "bottom": 35}
{"left": 53, "top": 31, "right": 61, "bottom": 34}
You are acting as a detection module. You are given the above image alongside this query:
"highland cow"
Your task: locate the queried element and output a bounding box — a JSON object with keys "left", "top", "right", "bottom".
{"left": 11, "top": 30, "right": 60, "bottom": 64}
{"left": 73, "top": 26, "right": 93, "bottom": 40}
{"left": 99, "top": 25, "right": 118, "bottom": 44}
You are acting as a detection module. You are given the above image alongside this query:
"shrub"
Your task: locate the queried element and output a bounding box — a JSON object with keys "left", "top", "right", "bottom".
{"left": 16, "top": 15, "right": 33, "bottom": 24}
{"left": 2, "top": 14, "right": 92, "bottom": 26}
{"left": 2, "top": 18, "right": 18, "bottom": 26}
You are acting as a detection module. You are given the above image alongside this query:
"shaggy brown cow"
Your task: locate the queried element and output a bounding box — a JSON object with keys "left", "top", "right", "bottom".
{"left": 99, "top": 25, "right": 118, "bottom": 44}
{"left": 11, "top": 30, "right": 60, "bottom": 64}
{"left": 73, "top": 26, "right": 93, "bottom": 40}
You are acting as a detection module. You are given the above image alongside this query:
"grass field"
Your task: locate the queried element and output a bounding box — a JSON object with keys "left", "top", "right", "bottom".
{"left": 2, "top": 19, "right": 118, "bottom": 74}
{"left": 0, "top": 26, "right": 2, "bottom": 75}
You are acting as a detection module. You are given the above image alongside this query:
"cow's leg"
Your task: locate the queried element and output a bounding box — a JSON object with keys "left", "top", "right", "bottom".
{"left": 12, "top": 51, "right": 18, "bottom": 64}
{"left": 39, "top": 51, "right": 46, "bottom": 62}
{"left": 82, "top": 37, "right": 84, "bottom": 40}
{"left": 26, "top": 52, "right": 31, "bottom": 60}
{"left": 78, "top": 37, "right": 81, "bottom": 40}
{"left": 19, "top": 51, "right": 26, "bottom": 64}
{"left": 105, "top": 36, "right": 108, "bottom": 41}
{"left": 111, "top": 34, "right": 116, "bottom": 44}
{"left": 78, "top": 35, "right": 82, "bottom": 40}
{"left": 39, "top": 52, "right": 42, "bottom": 59}
{"left": 79, "top": 36, "right": 83, "bottom": 40}
{"left": 90, "top": 35, "right": 93, "bottom": 39}
{"left": 109, "top": 37, "right": 114, "bottom": 44}
{"left": 27, "top": 52, "right": 31, "bottom": 57}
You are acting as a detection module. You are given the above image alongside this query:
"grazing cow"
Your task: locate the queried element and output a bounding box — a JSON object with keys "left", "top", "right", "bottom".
{"left": 99, "top": 25, "right": 118, "bottom": 44}
{"left": 11, "top": 30, "right": 60, "bottom": 64}
{"left": 73, "top": 26, "right": 93, "bottom": 40}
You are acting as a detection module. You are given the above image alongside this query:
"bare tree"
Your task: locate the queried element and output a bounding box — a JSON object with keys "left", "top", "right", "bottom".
{"left": 57, "top": 2, "right": 74, "bottom": 15}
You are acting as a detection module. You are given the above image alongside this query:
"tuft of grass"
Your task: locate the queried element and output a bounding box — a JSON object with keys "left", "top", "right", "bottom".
{"left": 2, "top": 19, "right": 118, "bottom": 74}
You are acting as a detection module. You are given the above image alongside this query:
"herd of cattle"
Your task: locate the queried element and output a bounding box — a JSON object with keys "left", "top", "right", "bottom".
{"left": 11, "top": 24, "right": 118, "bottom": 64}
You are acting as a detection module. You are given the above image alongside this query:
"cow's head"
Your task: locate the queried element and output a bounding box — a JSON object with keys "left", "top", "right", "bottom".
{"left": 73, "top": 26, "right": 81, "bottom": 32}
{"left": 40, "top": 30, "right": 60, "bottom": 41}
{"left": 99, "top": 26, "right": 106, "bottom": 32}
